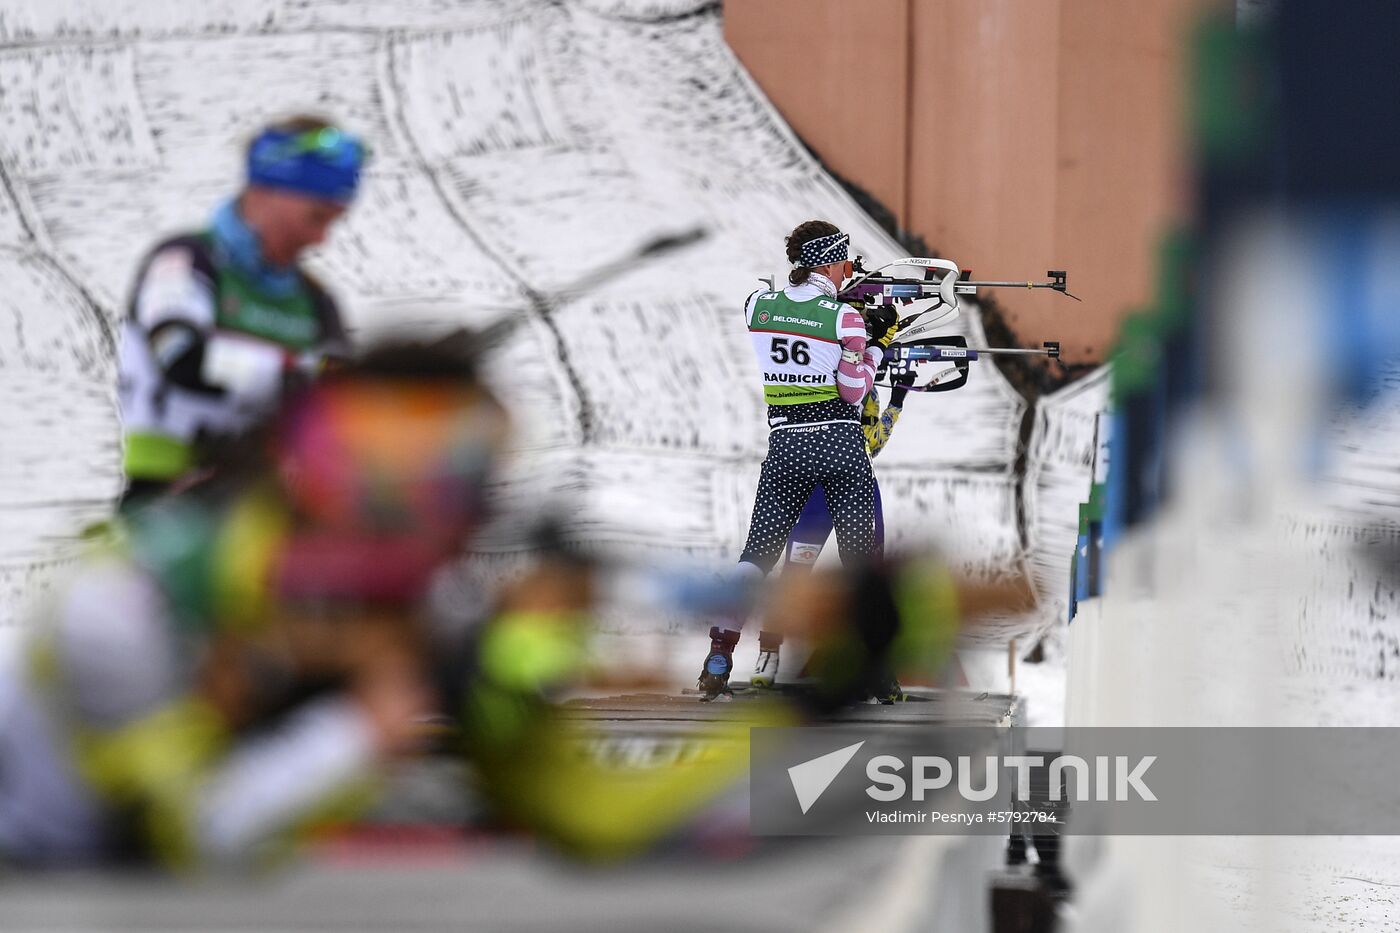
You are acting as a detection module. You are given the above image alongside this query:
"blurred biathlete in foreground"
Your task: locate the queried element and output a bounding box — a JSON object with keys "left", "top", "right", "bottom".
{"left": 0, "top": 333, "right": 507, "bottom": 868}
{"left": 697, "top": 220, "right": 886, "bottom": 700}
{"left": 441, "top": 541, "right": 1035, "bottom": 861}
{"left": 118, "top": 115, "right": 366, "bottom": 506}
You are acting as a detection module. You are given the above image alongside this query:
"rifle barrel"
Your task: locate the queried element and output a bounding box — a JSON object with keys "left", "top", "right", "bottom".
{"left": 961, "top": 280, "right": 1060, "bottom": 289}
{"left": 968, "top": 347, "right": 1057, "bottom": 356}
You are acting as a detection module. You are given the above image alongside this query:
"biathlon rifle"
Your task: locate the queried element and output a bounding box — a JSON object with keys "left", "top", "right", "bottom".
{"left": 840, "top": 256, "right": 1078, "bottom": 393}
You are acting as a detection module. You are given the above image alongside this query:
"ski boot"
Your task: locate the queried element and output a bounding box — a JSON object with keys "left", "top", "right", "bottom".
{"left": 750, "top": 631, "right": 783, "bottom": 689}
{"left": 698, "top": 626, "right": 741, "bottom": 701}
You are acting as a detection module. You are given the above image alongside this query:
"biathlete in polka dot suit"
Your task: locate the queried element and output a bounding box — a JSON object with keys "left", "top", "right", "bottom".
{"left": 698, "top": 220, "right": 887, "bottom": 699}
{"left": 748, "top": 352, "right": 916, "bottom": 688}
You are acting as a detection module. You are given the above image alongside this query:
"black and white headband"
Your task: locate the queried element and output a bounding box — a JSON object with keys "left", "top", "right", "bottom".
{"left": 793, "top": 232, "right": 850, "bottom": 269}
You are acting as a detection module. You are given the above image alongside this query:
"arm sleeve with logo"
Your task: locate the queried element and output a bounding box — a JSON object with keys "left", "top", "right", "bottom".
{"left": 866, "top": 405, "right": 903, "bottom": 459}
{"left": 863, "top": 392, "right": 904, "bottom": 459}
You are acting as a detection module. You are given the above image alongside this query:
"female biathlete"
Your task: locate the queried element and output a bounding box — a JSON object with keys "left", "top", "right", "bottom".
{"left": 697, "top": 220, "right": 888, "bottom": 699}
{"left": 748, "top": 343, "right": 915, "bottom": 691}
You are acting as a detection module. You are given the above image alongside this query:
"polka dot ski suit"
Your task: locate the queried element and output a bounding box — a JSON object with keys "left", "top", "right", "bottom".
{"left": 738, "top": 274, "right": 882, "bottom": 575}
{"left": 738, "top": 399, "right": 877, "bottom": 572}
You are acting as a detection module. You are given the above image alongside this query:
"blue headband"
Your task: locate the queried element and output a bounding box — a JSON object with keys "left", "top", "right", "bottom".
{"left": 794, "top": 231, "right": 850, "bottom": 268}
{"left": 247, "top": 126, "right": 366, "bottom": 204}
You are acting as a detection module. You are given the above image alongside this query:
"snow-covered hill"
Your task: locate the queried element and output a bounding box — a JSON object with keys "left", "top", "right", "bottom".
{"left": 0, "top": 0, "right": 1101, "bottom": 639}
